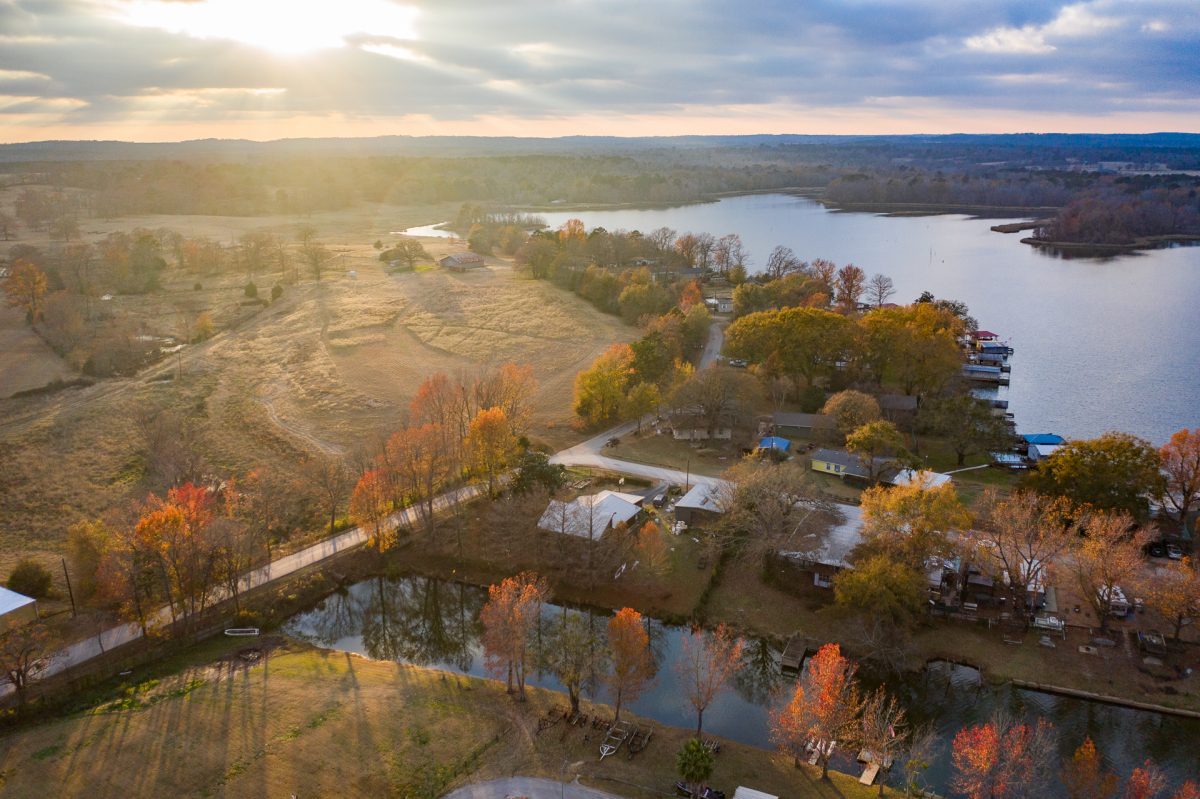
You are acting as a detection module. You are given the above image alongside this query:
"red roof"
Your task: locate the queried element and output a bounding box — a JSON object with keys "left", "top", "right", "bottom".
{"left": 972, "top": 330, "right": 998, "bottom": 339}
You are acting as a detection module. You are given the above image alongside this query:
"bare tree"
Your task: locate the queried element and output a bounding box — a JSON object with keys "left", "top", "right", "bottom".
{"left": 865, "top": 273, "right": 896, "bottom": 307}
{"left": 305, "top": 454, "right": 353, "bottom": 535}
{"left": 967, "top": 491, "right": 1081, "bottom": 622}
{"left": 0, "top": 624, "right": 55, "bottom": 708}
{"left": 764, "top": 245, "right": 803, "bottom": 280}
{"left": 676, "top": 623, "right": 744, "bottom": 738}
{"left": 857, "top": 687, "right": 909, "bottom": 797}
{"left": 717, "top": 460, "right": 832, "bottom": 557}
{"left": 1069, "top": 511, "right": 1149, "bottom": 633}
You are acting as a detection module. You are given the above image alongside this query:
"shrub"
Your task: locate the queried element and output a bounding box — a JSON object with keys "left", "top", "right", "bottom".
{"left": 243, "top": 281, "right": 257, "bottom": 298}
{"left": 193, "top": 281, "right": 203, "bottom": 291}
{"left": 7, "top": 559, "right": 54, "bottom": 599}
{"left": 271, "top": 283, "right": 283, "bottom": 300}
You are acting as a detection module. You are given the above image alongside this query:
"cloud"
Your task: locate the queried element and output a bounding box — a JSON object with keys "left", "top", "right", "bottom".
{"left": 0, "top": 0, "right": 1197, "bottom": 140}
{"left": 963, "top": 1, "right": 1123, "bottom": 54}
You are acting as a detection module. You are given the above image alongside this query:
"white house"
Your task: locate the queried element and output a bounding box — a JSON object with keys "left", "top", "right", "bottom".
{"left": 538, "top": 490, "right": 644, "bottom": 538}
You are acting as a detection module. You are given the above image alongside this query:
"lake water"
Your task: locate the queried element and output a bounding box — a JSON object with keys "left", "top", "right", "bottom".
{"left": 534, "top": 194, "right": 1200, "bottom": 446}
{"left": 283, "top": 575, "right": 1200, "bottom": 795}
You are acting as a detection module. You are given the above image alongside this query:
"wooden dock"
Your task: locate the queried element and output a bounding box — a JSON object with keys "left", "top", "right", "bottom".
{"left": 780, "top": 635, "right": 810, "bottom": 671}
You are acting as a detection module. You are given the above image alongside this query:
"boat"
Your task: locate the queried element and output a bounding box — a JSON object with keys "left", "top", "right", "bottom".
{"left": 600, "top": 719, "right": 634, "bottom": 760}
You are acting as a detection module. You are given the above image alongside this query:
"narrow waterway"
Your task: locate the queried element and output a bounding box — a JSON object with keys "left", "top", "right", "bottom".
{"left": 283, "top": 575, "right": 1200, "bottom": 796}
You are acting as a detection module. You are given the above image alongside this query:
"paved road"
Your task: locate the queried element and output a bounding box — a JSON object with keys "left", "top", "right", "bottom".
{"left": 2, "top": 483, "right": 483, "bottom": 700}
{"left": 443, "top": 777, "right": 624, "bottom": 799}
{"left": 699, "top": 321, "right": 724, "bottom": 369}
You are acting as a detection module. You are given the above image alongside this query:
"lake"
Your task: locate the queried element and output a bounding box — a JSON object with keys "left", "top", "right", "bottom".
{"left": 533, "top": 194, "right": 1200, "bottom": 446}
{"left": 283, "top": 575, "right": 1200, "bottom": 796}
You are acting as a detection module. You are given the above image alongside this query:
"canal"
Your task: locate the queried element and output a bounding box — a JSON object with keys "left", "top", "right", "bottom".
{"left": 283, "top": 575, "right": 1200, "bottom": 795}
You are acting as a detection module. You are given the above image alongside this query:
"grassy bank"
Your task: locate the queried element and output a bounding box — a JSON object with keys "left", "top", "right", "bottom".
{"left": 0, "top": 642, "right": 900, "bottom": 799}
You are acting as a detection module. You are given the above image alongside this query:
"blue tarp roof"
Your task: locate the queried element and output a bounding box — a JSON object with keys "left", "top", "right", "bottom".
{"left": 1023, "top": 434, "right": 1065, "bottom": 445}
{"left": 759, "top": 436, "right": 791, "bottom": 451}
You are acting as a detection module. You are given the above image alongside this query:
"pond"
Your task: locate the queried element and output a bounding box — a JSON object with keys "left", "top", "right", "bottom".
{"left": 283, "top": 575, "right": 1200, "bottom": 796}
{"left": 533, "top": 194, "right": 1200, "bottom": 445}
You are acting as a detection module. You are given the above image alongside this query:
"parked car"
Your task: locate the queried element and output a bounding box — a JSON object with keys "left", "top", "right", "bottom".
{"left": 1167, "top": 543, "right": 1184, "bottom": 560}
{"left": 727, "top": 358, "right": 748, "bottom": 368}
{"left": 1146, "top": 542, "right": 1168, "bottom": 558}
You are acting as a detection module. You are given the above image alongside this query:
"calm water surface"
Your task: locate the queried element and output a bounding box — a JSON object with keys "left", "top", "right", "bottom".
{"left": 535, "top": 195, "right": 1200, "bottom": 445}
{"left": 283, "top": 575, "right": 1200, "bottom": 795}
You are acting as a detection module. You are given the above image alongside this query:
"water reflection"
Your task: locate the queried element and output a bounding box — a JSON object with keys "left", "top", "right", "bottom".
{"left": 284, "top": 575, "right": 1200, "bottom": 795}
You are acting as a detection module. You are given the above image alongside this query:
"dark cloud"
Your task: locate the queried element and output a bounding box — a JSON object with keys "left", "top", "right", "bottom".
{"left": 0, "top": 0, "right": 1196, "bottom": 134}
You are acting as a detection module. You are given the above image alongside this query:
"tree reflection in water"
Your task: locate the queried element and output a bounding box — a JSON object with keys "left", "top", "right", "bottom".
{"left": 734, "top": 637, "right": 785, "bottom": 705}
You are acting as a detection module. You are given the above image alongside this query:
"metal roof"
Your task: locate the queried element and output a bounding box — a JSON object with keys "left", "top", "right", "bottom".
{"left": 0, "top": 586, "right": 36, "bottom": 617}
{"left": 1023, "top": 433, "right": 1066, "bottom": 445}
{"left": 675, "top": 482, "right": 722, "bottom": 512}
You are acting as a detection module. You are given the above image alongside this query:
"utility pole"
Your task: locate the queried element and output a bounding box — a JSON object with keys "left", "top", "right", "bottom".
{"left": 61, "top": 557, "right": 76, "bottom": 617}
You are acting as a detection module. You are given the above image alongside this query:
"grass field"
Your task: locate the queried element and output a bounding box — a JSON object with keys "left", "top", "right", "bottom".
{"left": 0, "top": 305, "right": 74, "bottom": 397}
{"left": 0, "top": 639, "right": 901, "bottom": 799}
{"left": 0, "top": 202, "right": 633, "bottom": 582}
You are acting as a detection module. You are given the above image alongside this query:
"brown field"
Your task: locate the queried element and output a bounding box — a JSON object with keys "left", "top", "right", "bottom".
{"left": 0, "top": 305, "right": 74, "bottom": 397}
{"left": 0, "top": 203, "right": 633, "bottom": 576}
{"left": 0, "top": 640, "right": 900, "bottom": 799}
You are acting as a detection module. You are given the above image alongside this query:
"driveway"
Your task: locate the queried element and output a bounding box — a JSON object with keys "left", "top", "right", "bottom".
{"left": 443, "top": 777, "right": 625, "bottom": 799}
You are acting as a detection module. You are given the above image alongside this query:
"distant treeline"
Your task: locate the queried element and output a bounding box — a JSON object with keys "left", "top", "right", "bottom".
{"left": 1033, "top": 175, "right": 1200, "bottom": 245}
{"left": 4, "top": 139, "right": 1199, "bottom": 246}
{"left": 5, "top": 156, "right": 834, "bottom": 218}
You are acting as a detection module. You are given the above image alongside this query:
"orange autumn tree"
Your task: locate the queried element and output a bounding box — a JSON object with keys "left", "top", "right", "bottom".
{"left": 1124, "top": 762, "right": 1167, "bottom": 799}
{"left": 1061, "top": 737, "right": 1119, "bottom": 799}
{"left": 636, "top": 521, "right": 670, "bottom": 577}
{"left": 950, "top": 715, "right": 1056, "bottom": 799}
{"left": 676, "top": 623, "right": 744, "bottom": 739}
{"left": 480, "top": 572, "right": 547, "bottom": 699}
{"left": 1160, "top": 429, "right": 1200, "bottom": 531}
{"left": 134, "top": 482, "right": 218, "bottom": 632}
{"left": 769, "top": 642, "right": 863, "bottom": 780}
{"left": 467, "top": 406, "right": 517, "bottom": 496}
{"left": 3, "top": 259, "right": 48, "bottom": 323}
{"left": 385, "top": 422, "right": 451, "bottom": 536}
{"left": 350, "top": 468, "right": 393, "bottom": 551}
{"left": 1171, "top": 783, "right": 1200, "bottom": 799}
{"left": 606, "top": 607, "right": 655, "bottom": 721}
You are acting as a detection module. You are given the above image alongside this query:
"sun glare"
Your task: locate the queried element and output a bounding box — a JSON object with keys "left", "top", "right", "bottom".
{"left": 109, "top": 0, "right": 420, "bottom": 55}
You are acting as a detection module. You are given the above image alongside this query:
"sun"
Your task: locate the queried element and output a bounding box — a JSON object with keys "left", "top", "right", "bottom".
{"left": 108, "top": 0, "right": 420, "bottom": 55}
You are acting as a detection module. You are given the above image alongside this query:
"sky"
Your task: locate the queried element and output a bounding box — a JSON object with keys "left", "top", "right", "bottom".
{"left": 0, "top": 0, "right": 1197, "bottom": 142}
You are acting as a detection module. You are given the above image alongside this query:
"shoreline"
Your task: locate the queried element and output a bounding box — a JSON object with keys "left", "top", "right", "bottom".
{"left": 1021, "top": 234, "right": 1200, "bottom": 256}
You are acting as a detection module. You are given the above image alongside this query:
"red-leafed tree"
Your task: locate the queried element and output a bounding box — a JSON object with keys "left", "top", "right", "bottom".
{"left": 951, "top": 714, "right": 1056, "bottom": 799}
{"left": 676, "top": 623, "right": 744, "bottom": 739}
{"left": 135, "top": 482, "right": 220, "bottom": 633}
{"left": 606, "top": 607, "right": 655, "bottom": 721}
{"left": 480, "top": 572, "right": 547, "bottom": 699}
{"left": 769, "top": 643, "right": 863, "bottom": 779}
{"left": 1170, "top": 782, "right": 1200, "bottom": 799}
{"left": 1124, "top": 761, "right": 1166, "bottom": 799}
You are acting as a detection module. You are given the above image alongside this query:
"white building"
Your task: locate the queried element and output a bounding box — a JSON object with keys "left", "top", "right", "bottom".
{"left": 538, "top": 490, "right": 644, "bottom": 538}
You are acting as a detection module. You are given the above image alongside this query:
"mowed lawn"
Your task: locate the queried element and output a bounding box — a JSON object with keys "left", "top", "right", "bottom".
{"left": 0, "top": 642, "right": 901, "bottom": 799}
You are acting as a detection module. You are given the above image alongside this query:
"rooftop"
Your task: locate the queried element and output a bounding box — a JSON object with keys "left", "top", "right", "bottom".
{"left": 675, "top": 482, "right": 722, "bottom": 513}
{"left": 537, "top": 490, "right": 643, "bottom": 537}
{"left": 0, "top": 586, "right": 37, "bottom": 617}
